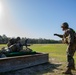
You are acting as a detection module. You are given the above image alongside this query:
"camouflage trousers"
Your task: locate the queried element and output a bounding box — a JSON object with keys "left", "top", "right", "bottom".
{"left": 66, "top": 44, "right": 76, "bottom": 69}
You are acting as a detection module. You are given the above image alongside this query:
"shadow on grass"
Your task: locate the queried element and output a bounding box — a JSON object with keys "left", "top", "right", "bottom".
{"left": 0, "top": 62, "right": 62, "bottom": 75}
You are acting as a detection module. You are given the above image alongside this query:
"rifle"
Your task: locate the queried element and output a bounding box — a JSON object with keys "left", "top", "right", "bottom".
{"left": 22, "top": 39, "right": 31, "bottom": 48}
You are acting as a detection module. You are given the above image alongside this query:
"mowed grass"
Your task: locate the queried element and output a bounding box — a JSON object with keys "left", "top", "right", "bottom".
{"left": 29, "top": 44, "right": 76, "bottom": 75}
{"left": 30, "top": 44, "right": 76, "bottom": 62}
{"left": 0, "top": 44, "right": 7, "bottom": 49}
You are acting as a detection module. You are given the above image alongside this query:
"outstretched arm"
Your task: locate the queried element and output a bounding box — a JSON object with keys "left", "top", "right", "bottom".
{"left": 54, "top": 34, "right": 63, "bottom": 38}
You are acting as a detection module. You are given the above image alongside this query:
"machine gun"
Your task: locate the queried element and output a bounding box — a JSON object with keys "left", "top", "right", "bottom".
{"left": 22, "top": 39, "right": 31, "bottom": 48}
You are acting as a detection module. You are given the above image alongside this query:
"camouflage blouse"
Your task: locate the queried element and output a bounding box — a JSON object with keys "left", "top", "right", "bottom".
{"left": 62, "top": 28, "right": 75, "bottom": 44}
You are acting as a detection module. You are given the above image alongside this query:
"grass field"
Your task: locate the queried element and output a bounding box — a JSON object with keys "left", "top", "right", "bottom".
{"left": 0, "top": 44, "right": 76, "bottom": 75}
{"left": 30, "top": 44, "right": 76, "bottom": 62}
{"left": 30, "top": 44, "right": 76, "bottom": 75}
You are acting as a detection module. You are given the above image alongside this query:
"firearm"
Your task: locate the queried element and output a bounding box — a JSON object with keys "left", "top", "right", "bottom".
{"left": 22, "top": 39, "right": 31, "bottom": 48}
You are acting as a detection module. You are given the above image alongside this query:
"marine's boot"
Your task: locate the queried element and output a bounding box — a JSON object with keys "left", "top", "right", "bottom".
{"left": 71, "top": 66, "right": 76, "bottom": 70}
{"left": 62, "top": 68, "right": 72, "bottom": 74}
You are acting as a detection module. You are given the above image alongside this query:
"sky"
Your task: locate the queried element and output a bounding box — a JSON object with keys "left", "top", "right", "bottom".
{"left": 0, "top": 0, "right": 76, "bottom": 40}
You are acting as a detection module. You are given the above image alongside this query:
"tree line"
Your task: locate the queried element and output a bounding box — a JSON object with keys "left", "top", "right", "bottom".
{"left": 0, "top": 35, "right": 62, "bottom": 44}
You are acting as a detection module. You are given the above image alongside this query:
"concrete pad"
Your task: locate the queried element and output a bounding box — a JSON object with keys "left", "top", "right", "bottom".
{"left": 0, "top": 53, "right": 49, "bottom": 72}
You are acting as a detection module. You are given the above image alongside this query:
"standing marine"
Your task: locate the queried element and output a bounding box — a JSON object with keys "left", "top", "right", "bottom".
{"left": 54, "top": 22, "right": 76, "bottom": 74}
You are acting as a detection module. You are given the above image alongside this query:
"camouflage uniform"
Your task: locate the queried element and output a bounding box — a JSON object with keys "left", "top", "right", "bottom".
{"left": 7, "top": 38, "right": 16, "bottom": 47}
{"left": 58, "top": 28, "right": 76, "bottom": 69}
{"left": 7, "top": 38, "right": 23, "bottom": 52}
